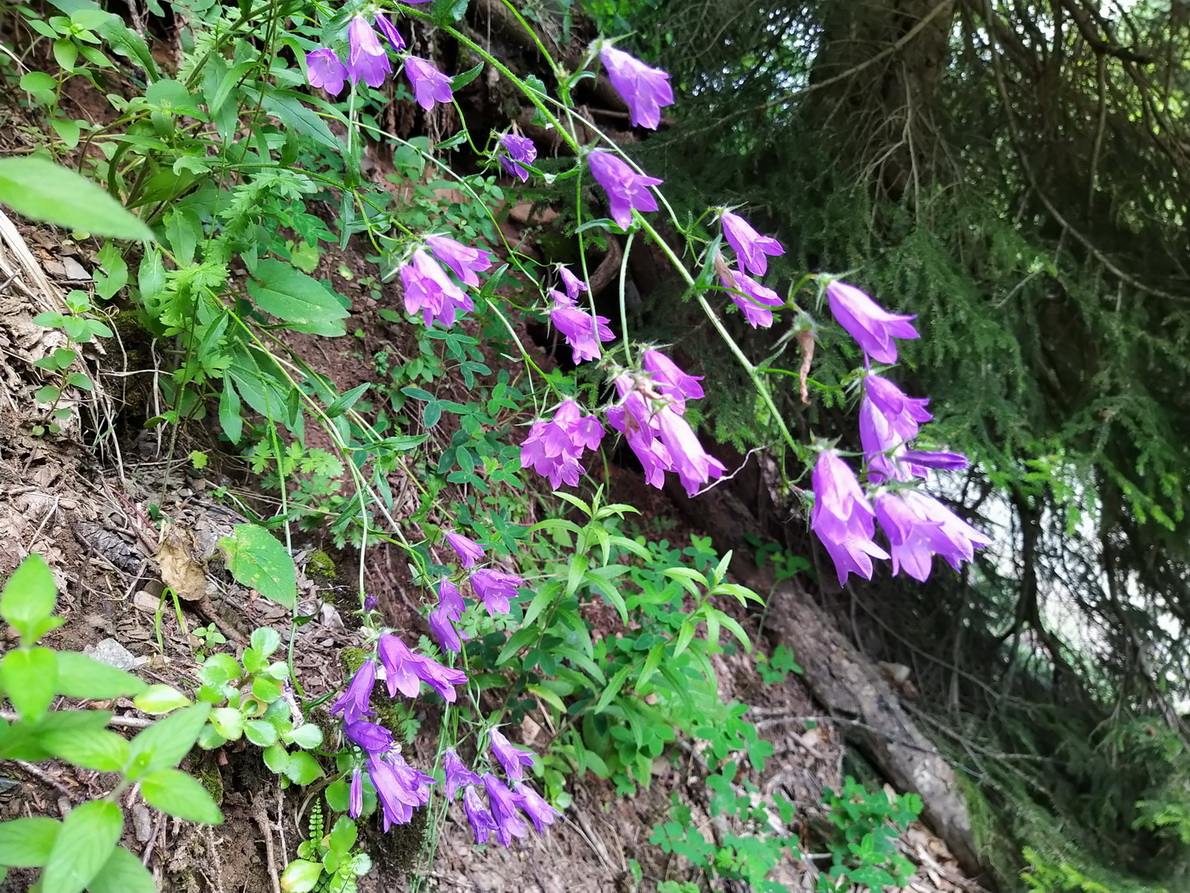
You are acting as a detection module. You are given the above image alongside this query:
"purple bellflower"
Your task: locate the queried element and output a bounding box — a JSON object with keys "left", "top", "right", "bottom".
{"left": 599, "top": 44, "right": 674, "bottom": 130}
{"left": 400, "top": 248, "right": 473, "bottom": 328}
{"left": 425, "top": 234, "right": 493, "bottom": 288}
{"left": 367, "top": 751, "right": 435, "bottom": 830}
{"left": 859, "top": 374, "right": 933, "bottom": 482}
{"left": 557, "top": 264, "right": 587, "bottom": 301}
{"left": 346, "top": 16, "right": 392, "bottom": 89}
{"left": 442, "top": 748, "right": 482, "bottom": 800}
{"left": 587, "top": 150, "right": 662, "bottom": 230}
{"left": 345, "top": 718, "right": 395, "bottom": 754}
{"left": 429, "top": 605, "right": 463, "bottom": 653}
{"left": 654, "top": 404, "right": 727, "bottom": 496}
{"left": 464, "top": 785, "right": 498, "bottom": 844}
{"left": 374, "top": 12, "right": 405, "bottom": 53}
{"left": 437, "top": 578, "right": 467, "bottom": 619}
{"left": 550, "top": 303, "right": 615, "bottom": 364}
{"left": 810, "top": 450, "right": 890, "bottom": 586}
{"left": 470, "top": 568, "right": 523, "bottom": 615}
{"left": 349, "top": 767, "right": 364, "bottom": 818}
{"left": 489, "top": 728, "right": 537, "bottom": 781}
{"left": 827, "top": 280, "right": 919, "bottom": 365}
{"left": 520, "top": 398, "right": 605, "bottom": 489}
{"left": 377, "top": 634, "right": 468, "bottom": 702}
{"left": 404, "top": 56, "right": 453, "bottom": 109}
{"left": 444, "top": 531, "right": 485, "bottom": 567}
{"left": 414, "top": 653, "right": 468, "bottom": 703}
{"left": 606, "top": 382, "right": 672, "bottom": 488}
{"left": 720, "top": 211, "right": 784, "bottom": 277}
{"left": 330, "top": 659, "right": 376, "bottom": 724}
{"left": 306, "top": 48, "right": 348, "bottom": 96}
{"left": 498, "top": 133, "right": 537, "bottom": 181}
{"left": 718, "top": 264, "right": 784, "bottom": 329}
{"left": 515, "top": 783, "right": 561, "bottom": 833}
{"left": 641, "top": 350, "right": 704, "bottom": 412}
{"left": 903, "top": 450, "right": 970, "bottom": 472}
{"left": 482, "top": 773, "right": 529, "bottom": 846}
{"left": 874, "top": 490, "right": 989, "bottom": 580}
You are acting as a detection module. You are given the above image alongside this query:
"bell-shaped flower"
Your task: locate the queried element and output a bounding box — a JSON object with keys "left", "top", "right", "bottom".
{"left": 306, "top": 48, "right": 348, "bottom": 96}
{"left": 876, "top": 490, "right": 989, "bottom": 579}
{"left": 345, "top": 718, "right": 395, "bottom": 755}
{"left": 437, "top": 578, "right": 467, "bottom": 619}
{"left": 464, "top": 785, "right": 498, "bottom": 844}
{"left": 827, "top": 280, "right": 918, "bottom": 364}
{"left": 641, "top": 350, "right": 704, "bottom": 412}
{"left": 346, "top": 16, "right": 392, "bottom": 88}
{"left": 498, "top": 133, "right": 536, "bottom": 181}
{"left": 654, "top": 404, "right": 726, "bottom": 497}
{"left": 720, "top": 211, "right": 784, "bottom": 277}
{"left": 349, "top": 767, "right": 364, "bottom": 818}
{"left": 374, "top": 12, "right": 405, "bottom": 53}
{"left": 903, "top": 450, "right": 969, "bottom": 472}
{"left": 367, "top": 752, "right": 434, "bottom": 830}
{"left": 400, "top": 248, "right": 473, "bottom": 328}
{"left": 482, "top": 773, "right": 529, "bottom": 846}
{"left": 470, "top": 568, "right": 523, "bottom": 615}
{"left": 425, "top": 235, "right": 493, "bottom": 288}
{"left": 442, "top": 749, "right": 482, "bottom": 800}
{"left": 587, "top": 150, "right": 662, "bottom": 230}
{"left": 550, "top": 303, "right": 615, "bottom": 364}
{"left": 515, "top": 782, "right": 561, "bottom": 833}
{"left": 489, "top": 729, "right": 536, "bottom": 781}
{"left": 377, "top": 634, "right": 422, "bottom": 698}
{"left": 404, "top": 56, "right": 453, "bottom": 109}
{"left": 557, "top": 264, "right": 587, "bottom": 301}
{"left": 411, "top": 652, "right": 467, "bottom": 703}
{"left": 598, "top": 44, "right": 674, "bottom": 129}
{"left": 860, "top": 374, "right": 932, "bottom": 482}
{"left": 330, "top": 659, "right": 376, "bottom": 724}
{"left": 810, "top": 450, "right": 889, "bottom": 586}
{"left": 444, "top": 531, "right": 485, "bottom": 568}
{"left": 520, "top": 398, "right": 605, "bottom": 488}
{"left": 718, "top": 264, "right": 784, "bottom": 329}
{"left": 429, "top": 605, "right": 463, "bottom": 654}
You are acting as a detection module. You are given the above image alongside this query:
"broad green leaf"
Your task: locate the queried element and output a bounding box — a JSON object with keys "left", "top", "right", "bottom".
{"left": 593, "top": 662, "right": 635, "bottom": 714}
{"left": 262, "top": 742, "right": 290, "bottom": 774}
{"left": 244, "top": 720, "right": 278, "bottom": 747}
{"left": 127, "top": 702, "right": 210, "bottom": 779}
{"left": 246, "top": 260, "right": 347, "bottom": 337}
{"left": 134, "top": 683, "right": 191, "bottom": 714}
{"left": 282, "top": 723, "right": 322, "bottom": 750}
{"left": 259, "top": 91, "right": 339, "bottom": 152}
{"left": 39, "top": 724, "right": 129, "bottom": 772}
{"left": 87, "top": 846, "right": 155, "bottom": 893}
{"left": 1, "top": 554, "right": 57, "bottom": 644}
{"left": 220, "top": 524, "right": 297, "bottom": 608}
{"left": 526, "top": 683, "right": 566, "bottom": 714}
{"left": 283, "top": 751, "right": 324, "bottom": 785}
{"left": 0, "top": 157, "right": 154, "bottom": 241}
{"left": 55, "top": 651, "right": 146, "bottom": 698}
{"left": 140, "top": 769, "right": 223, "bottom": 824}
{"left": 0, "top": 817, "right": 60, "bottom": 867}
{"left": 328, "top": 816, "right": 357, "bottom": 854}
{"left": 1, "top": 647, "right": 57, "bottom": 720}
{"left": 208, "top": 707, "right": 244, "bottom": 740}
{"left": 251, "top": 675, "right": 282, "bottom": 703}
{"left": 497, "top": 627, "right": 539, "bottom": 666}
{"left": 279, "top": 858, "right": 323, "bottom": 893}
{"left": 40, "top": 800, "right": 122, "bottom": 893}
{"left": 250, "top": 627, "right": 282, "bottom": 658}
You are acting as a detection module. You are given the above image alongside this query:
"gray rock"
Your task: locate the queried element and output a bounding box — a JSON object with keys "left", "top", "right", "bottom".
{"left": 84, "top": 637, "right": 143, "bottom": 670}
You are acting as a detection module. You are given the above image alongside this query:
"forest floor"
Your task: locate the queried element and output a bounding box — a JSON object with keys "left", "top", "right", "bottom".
{"left": 0, "top": 204, "right": 991, "bottom": 893}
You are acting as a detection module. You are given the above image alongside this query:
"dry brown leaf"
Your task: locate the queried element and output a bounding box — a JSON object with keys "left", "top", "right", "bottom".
{"left": 156, "top": 523, "right": 208, "bottom": 602}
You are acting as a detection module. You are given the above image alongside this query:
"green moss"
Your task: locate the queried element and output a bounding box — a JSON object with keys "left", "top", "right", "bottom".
{"left": 307, "top": 550, "right": 337, "bottom": 580}
{"left": 194, "top": 759, "right": 224, "bottom": 806}
{"left": 341, "top": 647, "right": 369, "bottom": 674}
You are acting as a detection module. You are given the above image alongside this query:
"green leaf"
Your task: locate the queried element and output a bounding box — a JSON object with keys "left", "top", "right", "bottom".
{"left": 262, "top": 742, "right": 290, "bottom": 774}
{"left": 208, "top": 707, "right": 244, "bottom": 740}
{"left": 1, "top": 647, "right": 58, "bottom": 720}
{"left": 140, "top": 769, "right": 223, "bottom": 824}
{"left": 244, "top": 720, "right": 278, "bottom": 747}
{"left": 246, "top": 260, "right": 347, "bottom": 337}
{"left": 496, "top": 627, "right": 539, "bottom": 666}
{"left": 19, "top": 71, "right": 57, "bottom": 105}
{"left": 593, "top": 662, "right": 635, "bottom": 714}
{"left": 251, "top": 675, "right": 283, "bottom": 703}
{"left": 0, "top": 157, "right": 154, "bottom": 241}
{"left": 127, "top": 702, "right": 211, "bottom": 779}
{"left": 450, "top": 61, "right": 484, "bottom": 90}
{"left": 259, "top": 90, "right": 340, "bottom": 152}
{"left": 283, "top": 751, "right": 324, "bottom": 785}
{"left": 1, "top": 554, "right": 57, "bottom": 644}
{"left": 87, "top": 844, "right": 156, "bottom": 893}
{"left": 250, "top": 627, "right": 282, "bottom": 659}
{"left": 282, "top": 723, "right": 323, "bottom": 750}
{"left": 220, "top": 524, "right": 297, "bottom": 608}
{"left": 0, "top": 817, "right": 60, "bottom": 867}
{"left": 279, "top": 858, "right": 323, "bottom": 893}
{"left": 39, "top": 724, "right": 129, "bottom": 772}
{"left": 41, "top": 800, "right": 122, "bottom": 893}
{"left": 55, "top": 651, "right": 146, "bottom": 699}
{"left": 134, "top": 683, "right": 191, "bottom": 714}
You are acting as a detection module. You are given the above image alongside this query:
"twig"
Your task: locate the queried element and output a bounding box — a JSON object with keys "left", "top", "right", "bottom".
{"left": 253, "top": 793, "right": 282, "bottom": 893}
{"left": 0, "top": 710, "right": 154, "bottom": 729}
{"left": 13, "top": 760, "right": 75, "bottom": 800}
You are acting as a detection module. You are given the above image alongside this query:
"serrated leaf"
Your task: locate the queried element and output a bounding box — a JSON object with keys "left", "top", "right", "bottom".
{"left": 55, "top": 651, "right": 146, "bottom": 699}
{"left": 86, "top": 844, "right": 156, "bottom": 893}
{"left": 1, "top": 554, "right": 57, "bottom": 644}
{"left": 1, "top": 647, "right": 57, "bottom": 720}
{"left": 247, "top": 259, "right": 347, "bottom": 337}
{"left": 220, "top": 524, "right": 297, "bottom": 608}
{"left": 140, "top": 768, "right": 223, "bottom": 824}
{"left": 0, "top": 157, "right": 153, "bottom": 241}
{"left": 41, "top": 800, "right": 122, "bottom": 893}
{"left": 127, "top": 702, "right": 211, "bottom": 779}
{"left": 0, "top": 817, "right": 60, "bottom": 867}
{"left": 40, "top": 724, "right": 129, "bottom": 772}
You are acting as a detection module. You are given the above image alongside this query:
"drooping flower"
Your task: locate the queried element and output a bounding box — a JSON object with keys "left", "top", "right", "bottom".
{"left": 489, "top": 729, "right": 536, "bottom": 781}
{"left": 442, "top": 748, "right": 481, "bottom": 800}
{"left": 345, "top": 719, "right": 395, "bottom": 755}
{"left": 306, "top": 48, "right": 348, "bottom": 97}
{"left": 587, "top": 150, "right": 662, "bottom": 230}
{"left": 464, "top": 784, "right": 498, "bottom": 844}
{"left": 606, "top": 383, "right": 672, "bottom": 488}
{"left": 374, "top": 12, "right": 405, "bottom": 53}
{"left": 598, "top": 44, "right": 674, "bottom": 130}
{"left": 349, "top": 767, "right": 364, "bottom": 818}
{"left": 377, "top": 634, "right": 423, "bottom": 699}
{"left": 874, "top": 490, "right": 989, "bottom": 581}
{"left": 444, "top": 531, "right": 485, "bottom": 568}
{"left": 400, "top": 249, "right": 473, "bottom": 328}
{"left": 826, "top": 280, "right": 918, "bottom": 364}
{"left": 330, "top": 660, "right": 376, "bottom": 724}
{"left": 498, "top": 133, "right": 537, "bottom": 181}
{"left": 520, "top": 399, "right": 605, "bottom": 489}
{"left": 654, "top": 404, "right": 727, "bottom": 496}
{"left": 557, "top": 264, "right": 587, "bottom": 302}
{"left": 718, "top": 265, "right": 784, "bottom": 329}
{"left": 363, "top": 594, "right": 379, "bottom": 612}
{"left": 404, "top": 56, "right": 453, "bottom": 110}
{"left": 550, "top": 304, "right": 615, "bottom": 364}
{"left": 470, "top": 569, "right": 523, "bottom": 616}
{"left": 437, "top": 578, "right": 466, "bottom": 619}
{"left": 859, "top": 374, "right": 933, "bottom": 482}
{"left": 720, "top": 211, "right": 784, "bottom": 277}
{"left": 903, "top": 450, "right": 970, "bottom": 472}
{"left": 641, "top": 350, "right": 704, "bottom": 412}
{"left": 346, "top": 16, "right": 392, "bottom": 89}
{"left": 515, "top": 783, "right": 561, "bottom": 833}
{"left": 429, "top": 605, "right": 463, "bottom": 654}
{"left": 482, "top": 773, "right": 529, "bottom": 846}
{"left": 425, "top": 235, "right": 493, "bottom": 288}
{"left": 810, "top": 450, "right": 890, "bottom": 586}
{"left": 413, "top": 653, "right": 468, "bottom": 703}
{"left": 367, "top": 751, "right": 435, "bottom": 830}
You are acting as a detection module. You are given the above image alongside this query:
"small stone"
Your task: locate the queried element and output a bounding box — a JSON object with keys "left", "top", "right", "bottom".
{"left": 134, "top": 590, "right": 161, "bottom": 613}
{"left": 61, "top": 256, "right": 91, "bottom": 281}
{"left": 132, "top": 804, "right": 154, "bottom": 842}
{"left": 84, "top": 637, "right": 140, "bottom": 671}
